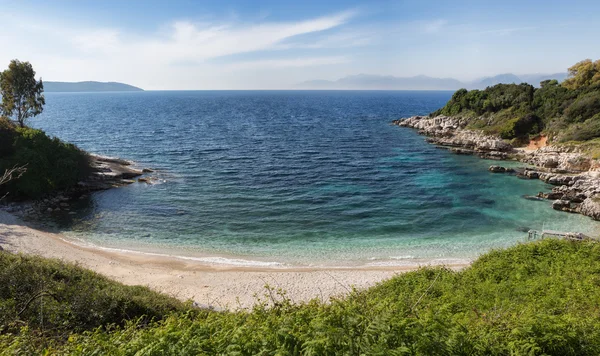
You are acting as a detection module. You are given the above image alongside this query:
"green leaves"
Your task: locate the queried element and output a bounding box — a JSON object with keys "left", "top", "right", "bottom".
{"left": 0, "top": 60, "right": 45, "bottom": 128}
{"left": 431, "top": 58, "right": 600, "bottom": 143}
{"left": 4, "top": 240, "right": 600, "bottom": 355}
{"left": 0, "top": 126, "right": 91, "bottom": 198}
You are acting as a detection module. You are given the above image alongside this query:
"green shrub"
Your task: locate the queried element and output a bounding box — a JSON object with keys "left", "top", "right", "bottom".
{"left": 0, "top": 251, "right": 187, "bottom": 340}
{"left": 559, "top": 113, "right": 600, "bottom": 142}
{"left": 0, "top": 117, "right": 16, "bottom": 156}
{"left": 0, "top": 126, "right": 91, "bottom": 198}
{"left": 564, "top": 91, "right": 600, "bottom": 123}
{"left": 429, "top": 62, "right": 600, "bottom": 144}
{"left": 3, "top": 239, "right": 600, "bottom": 355}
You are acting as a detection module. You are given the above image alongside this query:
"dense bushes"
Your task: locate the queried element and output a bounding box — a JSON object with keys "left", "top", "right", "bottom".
{"left": 431, "top": 59, "right": 600, "bottom": 143}
{"left": 0, "top": 252, "right": 187, "bottom": 341}
{"left": 3, "top": 239, "right": 600, "bottom": 355}
{"left": 0, "top": 118, "right": 91, "bottom": 198}
{"left": 559, "top": 114, "right": 600, "bottom": 142}
{"left": 564, "top": 91, "right": 600, "bottom": 123}
{"left": 433, "top": 84, "right": 535, "bottom": 120}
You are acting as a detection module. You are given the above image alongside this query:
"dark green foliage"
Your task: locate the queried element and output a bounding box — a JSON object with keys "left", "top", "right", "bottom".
{"left": 0, "top": 117, "right": 17, "bottom": 156}
{"left": 0, "top": 124, "right": 91, "bottom": 198}
{"left": 0, "top": 60, "right": 45, "bottom": 128}
{"left": 533, "top": 79, "right": 573, "bottom": 121}
{"left": 3, "top": 239, "right": 600, "bottom": 355}
{"left": 559, "top": 114, "right": 600, "bottom": 142}
{"left": 564, "top": 91, "right": 600, "bottom": 123}
{"left": 0, "top": 252, "right": 187, "bottom": 342}
{"left": 431, "top": 59, "right": 600, "bottom": 142}
{"left": 432, "top": 83, "right": 535, "bottom": 119}
{"left": 0, "top": 60, "right": 91, "bottom": 198}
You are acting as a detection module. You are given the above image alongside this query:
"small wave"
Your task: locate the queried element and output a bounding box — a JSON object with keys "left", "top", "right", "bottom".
{"left": 59, "top": 237, "right": 285, "bottom": 268}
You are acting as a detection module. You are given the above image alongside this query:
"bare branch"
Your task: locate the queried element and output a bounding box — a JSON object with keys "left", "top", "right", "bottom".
{"left": 0, "top": 165, "right": 27, "bottom": 186}
{"left": 0, "top": 165, "right": 27, "bottom": 200}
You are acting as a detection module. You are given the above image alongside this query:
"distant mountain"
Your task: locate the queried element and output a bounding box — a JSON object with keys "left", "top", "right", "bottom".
{"left": 466, "top": 73, "right": 569, "bottom": 89}
{"left": 298, "top": 74, "right": 462, "bottom": 90}
{"left": 467, "top": 74, "right": 523, "bottom": 89}
{"left": 297, "top": 73, "right": 568, "bottom": 90}
{"left": 517, "top": 73, "right": 569, "bottom": 86}
{"left": 44, "top": 81, "right": 143, "bottom": 92}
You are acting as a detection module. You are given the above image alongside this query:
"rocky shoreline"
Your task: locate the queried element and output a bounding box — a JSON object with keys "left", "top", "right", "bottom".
{"left": 1, "top": 154, "right": 157, "bottom": 219}
{"left": 393, "top": 115, "right": 600, "bottom": 221}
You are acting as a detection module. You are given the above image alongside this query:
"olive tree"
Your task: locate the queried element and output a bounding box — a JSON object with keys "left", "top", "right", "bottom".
{"left": 0, "top": 60, "right": 45, "bottom": 128}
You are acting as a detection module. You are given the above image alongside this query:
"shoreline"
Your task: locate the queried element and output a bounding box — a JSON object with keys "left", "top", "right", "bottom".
{"left": 0, "top": 210, "right": 467, "bottom": 309}
{"left": 394, "top": 115, "right": 600, "bottom": 222}
{"left": 1, "top": 153, "right": 158, "bottom": 219}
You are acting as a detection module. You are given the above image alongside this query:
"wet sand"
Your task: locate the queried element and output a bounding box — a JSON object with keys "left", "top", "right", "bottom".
{"left": 0, "top": 210, "right": 466, "bottom": 309}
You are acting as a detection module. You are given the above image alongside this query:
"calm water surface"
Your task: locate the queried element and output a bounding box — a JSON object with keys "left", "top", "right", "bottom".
{"left": 30, "top": 91, "right": 600, "bottom": 267}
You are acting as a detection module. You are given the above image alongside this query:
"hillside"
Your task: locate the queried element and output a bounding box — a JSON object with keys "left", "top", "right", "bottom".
{"left": 297, "top": 72, "right": 567, "bottom": 90}
{"left": 431, "top": 59, "right": 600, "bottom": 144}
{"left": 2, "top": 239, "right": 600, "bottom": 355}
{"left": 0, "top": 118, "right": 91, "bottom": 198}
{"left": 44, "top": 81, "right": 143, "bottom": 92}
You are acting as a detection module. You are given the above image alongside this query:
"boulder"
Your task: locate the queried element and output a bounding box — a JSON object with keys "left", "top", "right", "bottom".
{"left": 552, "top": 200, "right": 571, "bottom": 211}
{"left": 537, "top": 192, "right": 563, "bottom": 200}
{"left": 489, "top": 166, "right": 515, "bottom": 173}
{"left": 580, "top": 196, "right": 600, "bottom": 220}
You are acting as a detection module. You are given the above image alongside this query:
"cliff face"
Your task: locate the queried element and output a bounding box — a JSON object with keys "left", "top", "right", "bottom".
{"left": 395, "top": 115, "right": 600, "bottom": 221}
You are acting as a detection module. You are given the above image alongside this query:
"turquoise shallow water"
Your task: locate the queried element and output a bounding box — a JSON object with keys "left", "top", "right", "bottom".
{"left": 30, "top": 90, "right": 600, "bottom": 267}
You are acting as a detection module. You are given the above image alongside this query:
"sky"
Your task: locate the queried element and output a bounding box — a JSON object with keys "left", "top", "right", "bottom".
{"left": 0, "top": 0, "right": 599, "bottom": 90}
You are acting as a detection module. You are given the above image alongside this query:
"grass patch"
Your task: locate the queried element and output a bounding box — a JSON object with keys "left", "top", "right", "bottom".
{"left": 2, "top": 239, "right": 600, "bottom": 355}
{"left": 0, "top": 251, "right": 188, "bottom": 352}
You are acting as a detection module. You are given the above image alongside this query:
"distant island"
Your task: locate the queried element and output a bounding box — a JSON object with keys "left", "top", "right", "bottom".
{"left": 297, "top": 72, "right": 568, "bottom": 90}
{"left": 44, "top": 81, "right": 143, "bottom": 92}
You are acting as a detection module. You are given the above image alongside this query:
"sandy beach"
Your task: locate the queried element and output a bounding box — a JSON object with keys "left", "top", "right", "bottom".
{"left": 0, "top": 210, "right": 467, "bottom": 309}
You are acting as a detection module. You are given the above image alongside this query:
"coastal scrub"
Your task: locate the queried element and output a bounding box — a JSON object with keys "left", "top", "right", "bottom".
{"left": 2, "top": 239, "right": 600, "bottom": 355}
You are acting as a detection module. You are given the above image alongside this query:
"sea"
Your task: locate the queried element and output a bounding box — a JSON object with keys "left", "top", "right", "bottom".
{"left": 29, "top": 90, "right": 600, "bottom": 267}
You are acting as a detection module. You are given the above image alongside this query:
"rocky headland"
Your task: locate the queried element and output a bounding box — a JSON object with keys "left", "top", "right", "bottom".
{"left": 393, "top": 115, "right": 600, "bottom": 221}
{"left": 1, "top": 154, "right": 157, "bottom": 219}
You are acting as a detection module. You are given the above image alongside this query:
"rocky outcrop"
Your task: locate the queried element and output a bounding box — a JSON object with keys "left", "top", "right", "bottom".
{"left": 552, "top": 199, "right": 577, "bottom": 213}
{"left": 489, "top": 166, "right": 515, "bottom": 173}
{"left": 393, "top": 115, "right": 600, "bottom": 221}
{"left": 516, "top": 146, "right": 593, "bottom": 173}
{"left": 1, "top": 154, "right": 157, "bottom": 220}
{"left": 84, "top": 155, "right": 144, "bottom": 188}
{"left": 394, "top": 116, "right": 514, "bottom": 160}
{"left": 580, "top": 196, "right": 600, "bottom": 221}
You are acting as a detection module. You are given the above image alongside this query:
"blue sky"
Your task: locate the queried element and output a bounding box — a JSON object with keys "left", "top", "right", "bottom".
{"left": 0, "top": 0, "right": 599, "bottom": 89}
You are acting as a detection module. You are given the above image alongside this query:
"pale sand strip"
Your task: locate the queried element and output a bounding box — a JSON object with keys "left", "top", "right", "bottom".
{"left": 0, "top": 211, "right": 466, "bottom": 309}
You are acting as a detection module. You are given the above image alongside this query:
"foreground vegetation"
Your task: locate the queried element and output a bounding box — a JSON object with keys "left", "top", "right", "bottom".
{"left": 432, "top": 59, "right": 600, "bottom": 145}
{"left": 2, "top": 239, "right": 600, "bottom": 355}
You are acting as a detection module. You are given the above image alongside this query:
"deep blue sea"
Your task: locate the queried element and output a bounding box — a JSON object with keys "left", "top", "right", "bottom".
{"left": 30, "top": 91, "right": 600, "bottom": 267}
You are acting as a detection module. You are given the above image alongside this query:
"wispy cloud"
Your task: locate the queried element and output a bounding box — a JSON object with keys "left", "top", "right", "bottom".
{"left": 0, "top": 9, "right": 359, "bottom": 88}
{"left": 69, "top": 10, "right": 358, "bottom": 63}
{"left": 422, "top": 19, "right": 448, "bottom": 34}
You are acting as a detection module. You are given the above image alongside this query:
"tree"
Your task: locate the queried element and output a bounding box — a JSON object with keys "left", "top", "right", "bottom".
{"left": 562, "top": 59, "right": 600, "bottom": 90}
{"left": 0, "top": 60, "right": 45, "bottom": 128}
